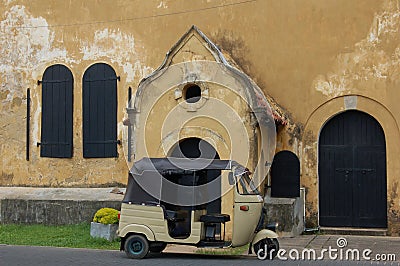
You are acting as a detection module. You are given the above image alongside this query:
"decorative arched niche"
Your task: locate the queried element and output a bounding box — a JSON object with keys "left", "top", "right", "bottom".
{"left": 125, "top": 26, "right": 284, "bottom": 183}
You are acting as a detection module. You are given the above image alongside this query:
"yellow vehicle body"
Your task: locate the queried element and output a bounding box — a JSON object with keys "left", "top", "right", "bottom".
{"left": 118, "top": 203, "right": 204, "bottom": 244}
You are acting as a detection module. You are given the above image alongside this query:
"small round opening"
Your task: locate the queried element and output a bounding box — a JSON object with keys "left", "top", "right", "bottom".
{"left": 184, "top": 84, "right": 201, "bottom": 103}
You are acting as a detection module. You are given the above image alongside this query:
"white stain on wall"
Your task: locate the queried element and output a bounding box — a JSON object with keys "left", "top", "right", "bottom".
{"left": 2, "top": 0, "right": 16, "bottom": 5}
{"left": 1, "top": 5, "right": 153, "bottom": 99}
{"left": 313, "top": 74, "right": 347, "bottom": 97}
{"left": 0, "top": 5, "right": 153, "bottom": 145}
{"left": 157, "top": 1, "right": 168, "bottom": 9}
{"left": 313, "top": 0, "right": 400, "bottom": 97}
{"left": 80, "top": 28, "right": 153, "bottom": 83}
{"left": 0, "top": 5, "right": 74, "bottom": 145}
{"left": 32, "top": 96, "right": 41, "bottom": 147}
{"left": 0, "top": 6, "right": 72, "bottom": 96}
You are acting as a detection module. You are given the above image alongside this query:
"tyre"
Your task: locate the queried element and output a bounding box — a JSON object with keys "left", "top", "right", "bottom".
{"left": 254, "top": 238, "right": 279, "bottom": 260}
{"left": 149, "top": 242, "right": 167, "bottom": 253}
{"left": 124, "top": 235, "right": 149, "bottom": 259}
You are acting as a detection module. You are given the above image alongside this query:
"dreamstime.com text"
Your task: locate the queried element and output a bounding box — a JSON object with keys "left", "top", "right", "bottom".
{"left": 257, "top": 237, "right": 397, "bottom": 261}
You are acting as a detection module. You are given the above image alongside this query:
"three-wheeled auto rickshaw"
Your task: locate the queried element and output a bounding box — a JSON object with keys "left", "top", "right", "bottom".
{"left": 118, "top": 157, "right": 279, "bottom": 259}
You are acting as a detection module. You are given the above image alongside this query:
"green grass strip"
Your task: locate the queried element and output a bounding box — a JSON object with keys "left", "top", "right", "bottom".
{"left": 0, "top": 223, "right": 120, "bottom": 250}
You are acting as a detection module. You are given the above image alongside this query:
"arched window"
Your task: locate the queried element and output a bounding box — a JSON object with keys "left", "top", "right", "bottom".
{"left": 83, "top": 63, "right": 118, "bottom": 158}
{"left": 40, "top": 64, "right": 73, "bottom": 158}
{"left": 271, "top": 150, "right": 300, "bottom": 198}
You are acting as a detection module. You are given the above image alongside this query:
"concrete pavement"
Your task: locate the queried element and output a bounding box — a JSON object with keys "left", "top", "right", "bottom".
{"left": 165, "top": 234, "right": 400, "bottom": 262}
{"left": 278, "top": 234, "right": 400, "bottom": 261}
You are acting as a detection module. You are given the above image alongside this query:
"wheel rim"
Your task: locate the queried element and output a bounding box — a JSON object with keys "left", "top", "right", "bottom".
{"left": 255, "top": 240, "right": 267, "bottom": 256}
{"left": 268, "top": 239, "right": 279, "bottom": 251}
{"left": 128, "top": 240, "right": 143, "bottom": 255}
{"left": 256, "top": 239, "right": 278, "bottom": 259}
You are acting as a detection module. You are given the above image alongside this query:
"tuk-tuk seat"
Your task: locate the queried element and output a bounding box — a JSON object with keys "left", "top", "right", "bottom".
{"left": 158, "top": 205, "right": 182, "bottom": 222}
{"left": 200, "top": 214, "right": 230, "bottom": 223}
{"left": 200, "top": 214, "right": 230, "bottom": 241}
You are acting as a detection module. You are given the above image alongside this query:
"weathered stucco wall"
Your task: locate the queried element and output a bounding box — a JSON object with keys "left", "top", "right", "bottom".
{"left": 298, "top": 0, "right": 400, "bottom": 235}
{"left": 1, "top": 0, "right": 400, "bottom": 234}
{"left": 0, "top": 2, "right": 154, "bottom": 186}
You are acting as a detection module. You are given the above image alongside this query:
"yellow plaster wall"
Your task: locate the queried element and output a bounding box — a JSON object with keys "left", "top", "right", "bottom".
{"left": 1, "top": 0, "right": 400, "bottom": 234}
{"left": 0, "top": 0, "right": 388, "bottom": 186}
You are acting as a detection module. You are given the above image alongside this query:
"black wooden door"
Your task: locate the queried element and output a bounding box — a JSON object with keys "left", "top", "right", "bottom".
{"left": 40, "top": 64, "right": 73, "bottom": 158}
{"left": 319, "top": 111, "right": 387, "bottom": 228}
{"left": 83, "top": 63, "right": 118, "bottom": 158}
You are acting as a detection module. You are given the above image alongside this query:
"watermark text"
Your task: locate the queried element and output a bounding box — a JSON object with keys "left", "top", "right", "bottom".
{"left": 257, "top": 237, "right": 397, "bottom": 261}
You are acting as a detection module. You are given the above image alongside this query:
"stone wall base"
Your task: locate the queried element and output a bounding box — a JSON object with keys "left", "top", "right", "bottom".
{"left": 0, "top": 199, "right": 121, "bottom": 225}
{"left": 264, "top": 188, "right": 305, "bottom": 237}
{"left": 0, "top": 187, "right": 124, "bottom": 225}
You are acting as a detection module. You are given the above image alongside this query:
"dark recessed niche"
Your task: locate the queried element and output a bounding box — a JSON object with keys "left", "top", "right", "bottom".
{"left": 184, "top": 84, "right": 201, "bottom": 103}
{"left": 271, "top": 150, "right": 300, "bottom": 198}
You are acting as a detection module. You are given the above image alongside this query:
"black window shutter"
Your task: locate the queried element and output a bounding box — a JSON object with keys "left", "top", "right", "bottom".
{"left": 271, "top": 150, "right": 300, "bottom": 198}
{"left": 40, "top": 64, "right": 73, "bottom": 158}
{"left": 83, "top": 63, "right": 118, "bottom": 158}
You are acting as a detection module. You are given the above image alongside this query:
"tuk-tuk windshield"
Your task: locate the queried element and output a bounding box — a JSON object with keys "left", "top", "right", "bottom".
{"left": 237, "top": 171, "right": 259, "bottom": 195}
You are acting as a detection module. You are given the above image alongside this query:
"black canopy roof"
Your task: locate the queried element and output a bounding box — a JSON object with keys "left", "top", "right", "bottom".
{"left": 130, "top": 157, "right": 237, "bottom": 175}
{"left": 123, "top": 157, "right": 243, "bottom": 205}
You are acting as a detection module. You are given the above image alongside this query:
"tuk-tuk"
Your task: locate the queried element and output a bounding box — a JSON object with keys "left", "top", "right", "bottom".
{"left": 118, "top": 157, "right": 279, "bottom": 259}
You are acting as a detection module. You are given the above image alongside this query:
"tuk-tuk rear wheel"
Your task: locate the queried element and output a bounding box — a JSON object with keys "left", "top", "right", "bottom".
{"left": 124, "top": 235, "right": 149, "bottom": 259}
{"left": 254, "top": 238, "right": 279, "bottom": 260}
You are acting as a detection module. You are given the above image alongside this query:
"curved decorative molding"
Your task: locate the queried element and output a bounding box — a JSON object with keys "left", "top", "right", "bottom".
{"left": 157, "top": 127, "right": 230, "bottom": 158}
{"left": 304, "top": 94, "right": 400, "bottom": 134}
{"left": 131, "top": 25, "right": 282, "bottom": 124}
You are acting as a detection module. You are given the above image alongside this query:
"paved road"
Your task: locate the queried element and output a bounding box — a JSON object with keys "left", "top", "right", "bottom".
{"left": 1, "top": 245, "right": 399, "bottom": 266}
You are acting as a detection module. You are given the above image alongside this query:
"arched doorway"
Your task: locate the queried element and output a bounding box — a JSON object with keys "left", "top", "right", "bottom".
{"left": 170, "top": 138, "right": 221, "bottom": 215}
{"left": 319, "top": 110, "right": 387, "bottom": 228}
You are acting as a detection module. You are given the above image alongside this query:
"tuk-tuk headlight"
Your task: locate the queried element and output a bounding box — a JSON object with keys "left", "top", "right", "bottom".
{"left": 266, "top": 222, "right": 279, "bottom": 232}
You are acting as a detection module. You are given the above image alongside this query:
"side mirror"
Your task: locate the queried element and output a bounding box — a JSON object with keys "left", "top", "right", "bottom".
{"left": 228, "top": 172, "right": 235, "bottom": 185}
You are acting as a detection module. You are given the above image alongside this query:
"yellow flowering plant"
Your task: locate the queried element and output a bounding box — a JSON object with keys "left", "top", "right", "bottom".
{"left": 93, "top": 208, "right": 119, "bottom": 225}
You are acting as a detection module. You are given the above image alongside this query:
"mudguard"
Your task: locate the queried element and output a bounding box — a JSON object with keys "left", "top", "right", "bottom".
{"left": 251, "top": 229, "right": 278, "bottom": 246}
{"left": 118, "top": 224, "right": 155, "bottom": 241}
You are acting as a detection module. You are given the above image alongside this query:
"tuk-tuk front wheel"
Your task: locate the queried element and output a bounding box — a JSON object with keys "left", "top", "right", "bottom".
{"left": 124, "top": 235, "right": 149, "bottom": 259}
{"left": 254, "top": 238, "right": 279, "bottom": 260}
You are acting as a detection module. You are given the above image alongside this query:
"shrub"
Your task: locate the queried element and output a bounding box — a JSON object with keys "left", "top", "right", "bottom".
{"left": 93, "top": 208, "right": 119, "bottom": 225}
